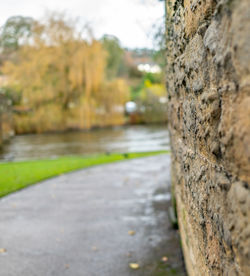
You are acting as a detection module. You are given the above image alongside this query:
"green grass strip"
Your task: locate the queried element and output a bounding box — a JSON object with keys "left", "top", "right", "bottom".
{"left": 0, "top": 150, "right": 168, "bottom": 198}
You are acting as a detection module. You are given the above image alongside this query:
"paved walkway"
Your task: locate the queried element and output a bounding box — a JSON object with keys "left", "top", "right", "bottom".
{"left": 0, "top": 154, "right": 185, "bottom": 276}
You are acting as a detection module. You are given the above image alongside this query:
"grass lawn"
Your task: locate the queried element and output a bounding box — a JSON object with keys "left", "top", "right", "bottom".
{"left": 0, "top": 151, "right": 168, "bottom": 198}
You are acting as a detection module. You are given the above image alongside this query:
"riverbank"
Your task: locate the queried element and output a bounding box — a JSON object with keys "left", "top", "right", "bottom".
{"left": 0, "top": 151, "right": 167, "bottom": 198}
{"left": 0, "top": 125, "right": 169, "bottom": 162}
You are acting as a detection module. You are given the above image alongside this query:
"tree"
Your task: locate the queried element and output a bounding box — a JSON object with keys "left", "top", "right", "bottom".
{"left": 101, "top": 35, "right": 124, "bottom": 79}
{"left": 2, "top": 14, "right": 129, "bottom": 133}
{"left": 0, "top": 16, "right": 33, "bottom": 55}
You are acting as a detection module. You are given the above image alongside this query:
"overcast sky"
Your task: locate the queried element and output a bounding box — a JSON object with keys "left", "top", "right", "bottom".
{"left": 0, "top": 0, "right": 164, "bottom": 49}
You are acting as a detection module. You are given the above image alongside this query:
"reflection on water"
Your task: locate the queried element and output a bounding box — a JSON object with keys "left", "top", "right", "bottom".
{"left": 0, "top": 125, "right": 169, "bottom": 161}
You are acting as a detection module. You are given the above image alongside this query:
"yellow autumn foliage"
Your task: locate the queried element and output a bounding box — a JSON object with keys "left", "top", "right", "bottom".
{"left": 2, "top": 14, "right": 129, "bottom": 133}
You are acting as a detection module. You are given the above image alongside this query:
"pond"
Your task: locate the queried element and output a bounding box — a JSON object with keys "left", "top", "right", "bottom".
{"left": 0, "top": 125, "right": 169, "bottom": 161}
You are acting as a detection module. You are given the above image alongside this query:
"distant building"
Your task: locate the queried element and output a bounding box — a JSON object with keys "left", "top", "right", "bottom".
{"left": 137, "top": 63, "right": 161, "bottom": 73}
{"left": 124, "top": 49, "right": 162, "bottom": 74}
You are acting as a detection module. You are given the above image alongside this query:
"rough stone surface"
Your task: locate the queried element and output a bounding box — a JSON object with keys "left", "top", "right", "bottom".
{"left": 166, "top": 0, "right": 250, "bottom": 275}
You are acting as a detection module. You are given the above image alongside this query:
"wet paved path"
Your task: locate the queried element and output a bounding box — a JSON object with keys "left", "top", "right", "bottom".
{"left": 0, "top": 154, "right": 185, "bottom": 276}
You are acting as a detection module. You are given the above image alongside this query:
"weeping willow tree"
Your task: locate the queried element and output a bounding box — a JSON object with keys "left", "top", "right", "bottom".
{"left": 2, "top": 13, "right": 129, "bottom": 133}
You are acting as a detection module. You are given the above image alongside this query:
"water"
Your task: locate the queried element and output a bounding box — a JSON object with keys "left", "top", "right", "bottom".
{"left": 0, "top": 125, "right": 169, "bottom": 161}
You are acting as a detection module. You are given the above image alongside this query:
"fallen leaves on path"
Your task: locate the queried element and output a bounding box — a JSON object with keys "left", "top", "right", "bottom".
{"left": 129, "top": 263, "right": 140, "bottom": 269}
{"left": 0, "top": 248, "right": 7, "bottom": 253}
{"left": 161, "top": 256, "right": 168, "bottom": 262}
{"left": 128, "top": 230, "right": 136, "bottom": 236}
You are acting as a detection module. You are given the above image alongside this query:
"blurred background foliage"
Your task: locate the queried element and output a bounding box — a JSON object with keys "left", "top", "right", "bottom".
{"left": 0, "top": 12, "right": 166, "bottom": 135}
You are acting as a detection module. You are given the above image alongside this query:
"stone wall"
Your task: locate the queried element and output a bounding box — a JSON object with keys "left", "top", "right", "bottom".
{"left": 166, "top": 0, "right": 250, "bottom": 275}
